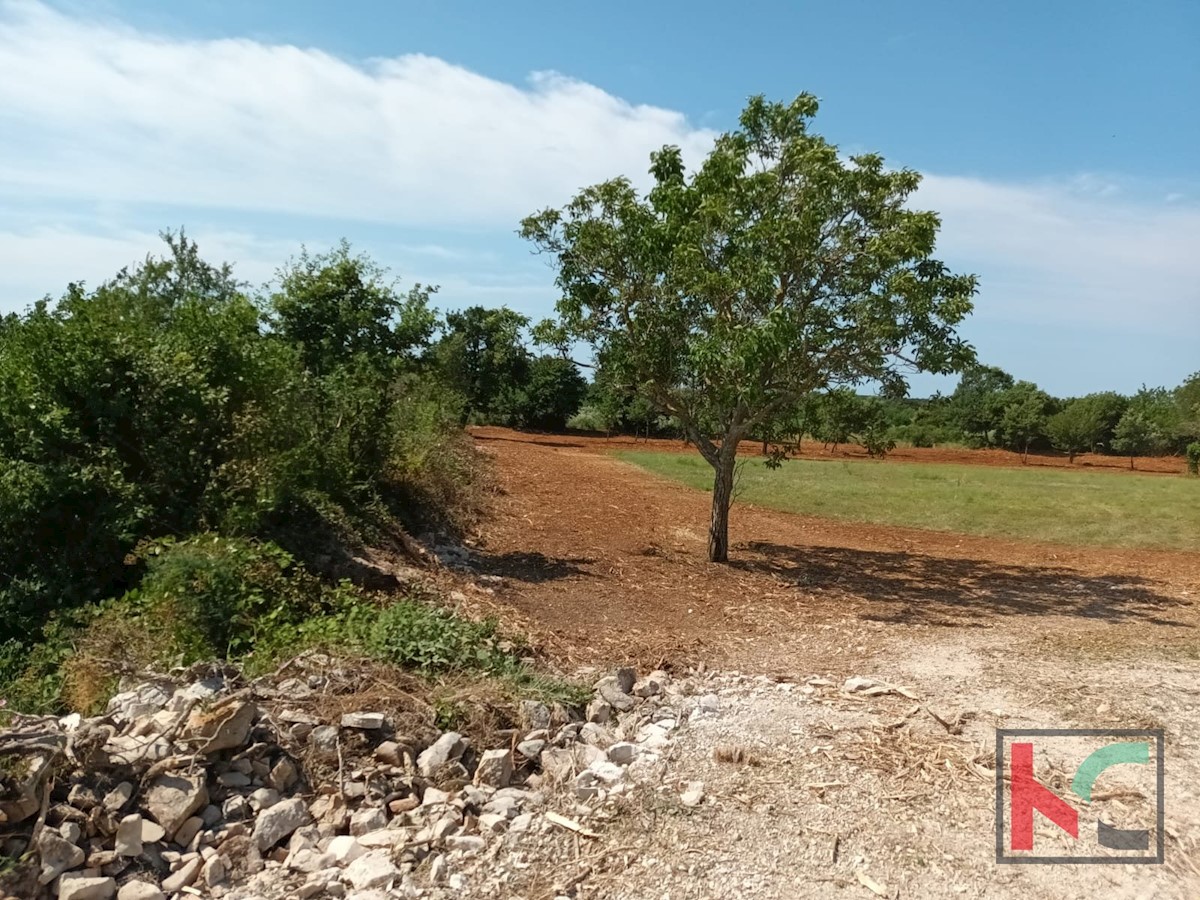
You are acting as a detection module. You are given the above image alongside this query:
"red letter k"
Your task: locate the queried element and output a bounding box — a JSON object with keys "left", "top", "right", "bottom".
{"left": 1010, "top": 742, "right": 1079, "bottom": 851}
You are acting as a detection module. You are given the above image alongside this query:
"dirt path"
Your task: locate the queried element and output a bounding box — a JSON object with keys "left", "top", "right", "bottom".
{"left": 457, "top": 429, "right": 1200, "bottom": 898}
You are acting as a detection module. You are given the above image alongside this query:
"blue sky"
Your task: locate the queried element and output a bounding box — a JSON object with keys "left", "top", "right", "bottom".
{"left": 1, "top": 0, "right": 1197, "bottom": 396}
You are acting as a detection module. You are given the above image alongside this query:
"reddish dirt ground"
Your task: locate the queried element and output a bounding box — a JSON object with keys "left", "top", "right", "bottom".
{"left": 466, "top": 428, "right": 1200, "bottom": 673}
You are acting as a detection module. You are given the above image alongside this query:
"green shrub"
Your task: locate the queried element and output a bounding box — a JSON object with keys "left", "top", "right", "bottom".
{"left": 0, "top": 235, "right": 485, "bottom": 643}
{"left": 1187, "top": 442, "right": 1200, "bottom": 476}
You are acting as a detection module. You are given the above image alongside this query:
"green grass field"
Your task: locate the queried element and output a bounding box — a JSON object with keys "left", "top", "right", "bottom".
{"left": 618, "top": 451, "right": 1200, "bottom": 551}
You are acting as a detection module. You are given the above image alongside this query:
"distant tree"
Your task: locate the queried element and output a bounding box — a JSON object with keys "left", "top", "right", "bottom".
{"left": 1046, "top": 398, "right": 1103, "bottom": 463}
{"left": 950, "top": 364, "right": 1015, "bottom": 447}
{"left": 996, "top": 381, "right": 1053, "bottom": 462}
{"left": 514, "top": 356, "right": 588, "bottom": 431}
{"left": 813, "top": 389, "right": 863, "bottom": 452}
{"left": 1082, "top": 391, "right": 1130, "bottom": 451}
{"left": 434, "top": 305, "right": 531, "bottom": 422}
{"left": 523, "top": 94, "right": 976, "bottom": 560}
{"left": 1175, "top": 372, "right": 1200, "bottom": 446}
{"left": 1111, "top": 407, "right": 1169, "bottom": 469}
{"left": 271, "top": 241, "right": 436, "bottom": 376}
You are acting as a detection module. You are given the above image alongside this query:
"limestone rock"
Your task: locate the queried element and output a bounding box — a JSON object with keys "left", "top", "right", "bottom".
{"left": 143, "top": 774, "right": 208, "bottom": 840}
{"left": 416, "top": 732, "right": 465, "bottom": 777}
{"left": 58, "top": 875, "right": 117, "bottom": 900}
{"left": 343, "top": 849, "right": 400, "bottom": 890}
{"left": 473, "top": 749, "right": 513, "bottom": 788}
{"left": 253, "top": 797, "right": 313, "bottom": 851}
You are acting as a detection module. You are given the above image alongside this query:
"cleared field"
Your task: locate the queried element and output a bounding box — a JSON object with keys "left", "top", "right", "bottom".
{"left": 619, "top": 450, "right": 1200, "bottom": 550}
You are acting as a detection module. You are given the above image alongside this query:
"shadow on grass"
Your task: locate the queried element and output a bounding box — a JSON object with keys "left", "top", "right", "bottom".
{"left": 735, "top": 541, "right": 1192, "bottom": 628}
{"left": 476, "top": 550, "right": 594, "bottom": 584}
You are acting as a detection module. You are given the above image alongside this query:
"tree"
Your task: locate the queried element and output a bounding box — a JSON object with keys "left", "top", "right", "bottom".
{"left": 521, "top": 94, "right": 977, "bottom": 561}
{"left": 1046, "top": 398, "right": 1102, "bottom": 463}
{"left": 1175, "top": 372, "right": 1200, "bottom": 447}
{"left": 1112, "top": 409, "right": 1160, "bottom": 469}
{"left": 515, "top": 356, "right": 588, "bottom": 430}
{"left": 434, "top": 306, "right": 531, "bottom": 422}
{"left": 271, "top": 241, "right": 436, "bottom": 377}
{"left": 949, "top": 364, "right": 1014, "bottom": 446}
{"left": 996, "top": 381, "right": 1053, "bottom": 462}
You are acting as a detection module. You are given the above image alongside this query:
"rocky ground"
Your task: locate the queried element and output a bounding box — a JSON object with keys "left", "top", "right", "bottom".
{"left": 4, "top": 645, "right": 1197, "bottom": 900}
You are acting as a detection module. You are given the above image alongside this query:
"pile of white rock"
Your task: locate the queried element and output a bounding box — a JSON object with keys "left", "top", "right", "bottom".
{"left": 0, "top": 664, "right": 694, "bottom": 900}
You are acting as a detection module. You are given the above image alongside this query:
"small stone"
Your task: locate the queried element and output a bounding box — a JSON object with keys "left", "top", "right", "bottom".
{"left": 182, "top": 700, "right": 256, "bottom": 754}
{"left": 117, "top": 882, "right": 165, "bottom": 900}
{"left": 57, "top": 875, "right": 116, "bottom": 900}
{"left": 422, "top": 787, "right": 451, "bottom": 807}
{"left": 38, "top": 830, "right": 85, "bottom": 884}
{"left": 268, "top": 757, "right": 299, "bottom": 792}
{"left": 680, "top": 781, "right": 705, "bottom": 808}
{"left": 595, "top": 677, "right": 635, "bottom": 712}
{"left": 478, "top": 813, "right": 508, "bottom": 834}
{"left": 115, "top": 814, "right": 144, "bottom": 856}
{"left": 607, "top": 742, "right": 639, "bottom": 766}
{"left": 340, "top": 712, "right": 385, "bottom": 730}
{"left": 509, "top": 812, "right": 535, "bottom": 833}
{"left": 248, "top": 787, "right": 280, "bottom": 812}
{"left": 160, "top": 857, "right": 202, "bottom": 893}
{"left": 373, "top": 741, "right": 405, "bottom": 767}
{"left": 417, "top": 732, "right": 465, "bottom": 777}
{"left": 343, "top": 849, "right": 400, "bottom": 890}
{"left": 586, "top": 697, "right": 612, "bottom": 724}
{"left": 327, "top": 835, "right": 365, "bottom": 865}
{"left": 429, "top": 853, "right": 448, "bottom": 884}
{"left": 103, "top": 782, "right": 135, "bottom": 814}
{"left": 699, "top": 693, "right": 720, "bottom": 712}
{"left": 519, "top": 701, "right": 551, "bottom": 731}
{"left": 142, "top": 774, "right": 208, "bottom": 841}
{"left": 388, "top": 796, "right": 419, "bottom": 815}
{"left": 842, "top": 676, "right": 877, "bottom": 693}
{"left": 59, "top": 822, "right": 82, "bottom": 844}
{"left": 349, "top": 807, "right": 388, "bottom": 836}
{"left": 140, "top": 819, "right": 166, "bottom": 844}
{"left": 540, "top": 747, "right": 575, "bottom": 783}
{"left": 172, "top": 817, "right": 204, "bottom": 848}
{"left": 516, "top": 739, "right": 545, "bottom": 759}
{"left": 201, "top": 854, "right": 229, "bottom": 886}
{"left": 309, "top": 725, "right": 340, "bottom": 759}
{"left": 473, "top": 749, "right": 513, "bottom": 788}
{"left": 253, "top": 798, "right": 313, "bottom": 851}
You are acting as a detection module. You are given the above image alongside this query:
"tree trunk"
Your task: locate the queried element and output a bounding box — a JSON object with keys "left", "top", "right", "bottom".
{"left": 708, "top": 452, "right": 736, "bottom": 563}
{"left": 1130, "top": 455, "right": 1135, "bottom": 470}
{"left": 1068, "top": 450, "right": 1075, "bottom": 464}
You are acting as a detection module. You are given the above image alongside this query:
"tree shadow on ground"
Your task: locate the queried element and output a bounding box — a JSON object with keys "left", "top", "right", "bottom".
{"left": 735, "top": 541, "right": 1193, "bottom": 628}
{"left": 475, "top": 550, "right": 594, "bottom": 584}
{"left": 473, "top": 433, "right": 588, "bottom": 450}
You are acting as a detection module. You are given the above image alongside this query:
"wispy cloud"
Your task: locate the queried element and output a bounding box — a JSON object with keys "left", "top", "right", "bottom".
{"left": 0, "top": 0, "right": 1196, "bottom": 356}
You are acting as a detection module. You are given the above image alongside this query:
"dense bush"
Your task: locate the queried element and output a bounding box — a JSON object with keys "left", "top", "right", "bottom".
{"left": 0, "top": 235, "right": 483, "bottom": 648}
{"left": 1186, "top": 442, "right": 1199, "bottom": 476}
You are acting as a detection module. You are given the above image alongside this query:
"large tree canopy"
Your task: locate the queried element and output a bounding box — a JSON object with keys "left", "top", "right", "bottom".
{"left": 522, "top": 94, "right": 977, "bottom": 561}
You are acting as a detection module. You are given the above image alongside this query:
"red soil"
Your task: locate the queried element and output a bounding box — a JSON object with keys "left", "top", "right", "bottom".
{"left": 464, "top": 428, "right": 1200, "bottom": 674}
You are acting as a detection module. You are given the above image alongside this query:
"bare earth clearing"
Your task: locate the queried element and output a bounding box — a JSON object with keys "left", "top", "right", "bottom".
{"left": 461, "top": 428, "right": 1200, "bottom": 898}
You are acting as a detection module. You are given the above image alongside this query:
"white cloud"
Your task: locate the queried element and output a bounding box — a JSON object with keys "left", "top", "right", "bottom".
{"left": 0, "top": 0, "right": 1196, "bottom": 340}
{"left": 0, "top": 1, "right": 716, "bottom": 225}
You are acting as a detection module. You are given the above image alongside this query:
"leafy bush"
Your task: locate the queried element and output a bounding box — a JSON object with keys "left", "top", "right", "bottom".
{"left": 0, "top": 235, "right": 485, "bottom": 644}
{"left": 1187, "top": 442, "right": 1200, "bottom": 476}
